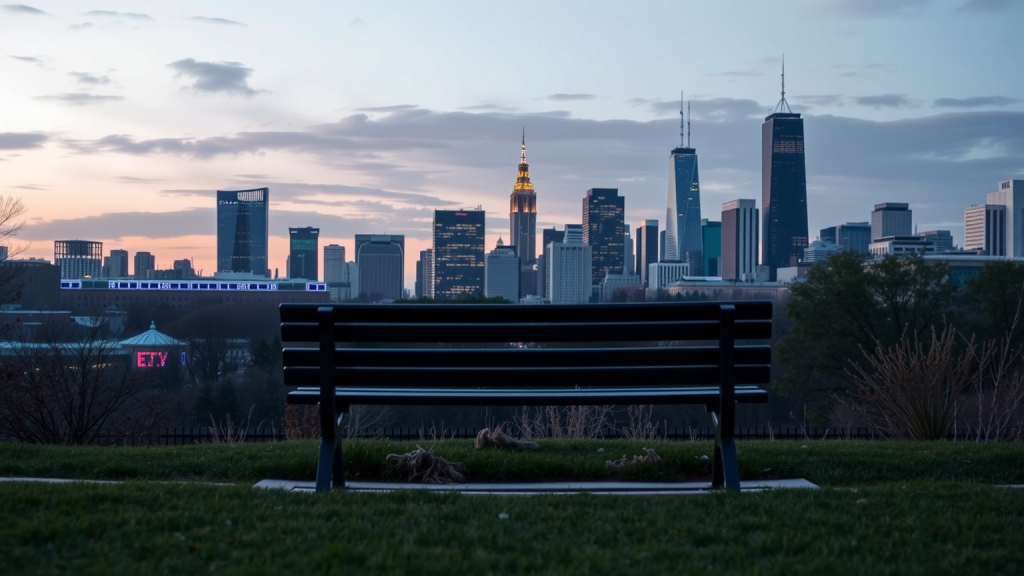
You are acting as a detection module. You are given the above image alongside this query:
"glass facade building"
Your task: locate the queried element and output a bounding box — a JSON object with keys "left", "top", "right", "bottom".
{"left": 54, "top": 240, "right": 102, "bottom": 279}
{"left": 217, "top": 188, "right": 269, "bottom": 276}
{"left": 635, "top": 219, "right": 658, "bottom": 288}
{"left": 433, "top": 210, "right": 485, "bottom": 299}
{"left": 761, "top": 113, "right": 808, "bottom": 281}
{"left": 354, "top": 234, "right": 404, "bottom": 301}
{"left": 583, "top": 188, "right": 625, "bottom": 286}
{"left": 665, "top": 146, "right": 703, "bottom": 275}
{"left": 288, "top": 227, "right": 320, "bottom": 280}
{"left": 820, "top": 222, "right": 871, "bottom": 254}
{"left": 701, "top": 219, "right": 721, "bottom": 277}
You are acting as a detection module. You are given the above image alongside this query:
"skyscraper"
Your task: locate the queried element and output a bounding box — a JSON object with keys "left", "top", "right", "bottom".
{"left": 485, "top": 238, "right": 520, "bottom": 302}
{"left": 433, "top": 209, "right": 485, "bottom": 299}
{"left": 548, "top": 224, "right": 591, "bottom": 304}
{"left": 665, "top": 97, "right": 703, "bottom": 275}
{"left": 721, "top": 199, "right": 759, "bottom": 282}
{"left": 323, "top": 244, "right": 346, "bottom": 280}
{"left": 134, "top": 251, "right": 155, "bottom": 279}
{"left": 963, "top": 205, "right": 1005, "bottom": 255}
{"left": 623, "top": 224, "right": 635, "bottom": 275}
{"left": 636, "top": 219, "right": 658, "bottom": 288}
{"left": 871, "top": 203, "right": 912, "bottom": 240}
{"left": 324, "top": 244, "right": 356, "bottom": 302}
{"left": 103, "top": 249, "right": 129, "bottom": 278}
{"left": 820, "top": 222, "right": 871, "bottom": 253}
{"left": 217, "top": 188, "right": 269, "bottom": 276}
{"left": 761, "top": 64, "right": 808, "bottom": 281}
{"left": 986, "top": 180, "right": 1024, "bottom": 257}
{"left": 288, "top": 227, "right": 320, "bottom": 280}
{"left": 583, "top": 188, "right": 624, "bottom": 287}
{"left": 354, "top": 234, "right": 404, "bottom": 301}
{"left": 701, "top": 220, "right": 722, "bottom": 277}
{"left": 54, "top": 240, "right": 102, "bottom": 279}
{"left": 537, "top": 226, "right": 562, "bottom": 298}
{"left": 509, "top": 130, "right": 537, "bottom": 266}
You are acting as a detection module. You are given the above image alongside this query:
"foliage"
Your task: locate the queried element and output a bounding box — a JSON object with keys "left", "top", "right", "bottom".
{"left": 838, "top": 324, "right": 978, "bottom": 440}
{"left": 777, "top": 251, "right": 955, "bottom": 402}
{"left": 191, "top": 379, "right": 242, "bottom": 425}
{"left": 0, "top": 194, "right": 28, "bottom": 305}
{"left": 966, "top": 260, "right": 1024, "bottom": 347}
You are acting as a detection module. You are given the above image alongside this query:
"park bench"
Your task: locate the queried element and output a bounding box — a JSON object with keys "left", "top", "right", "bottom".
{"left": 279, "top": 301, "right": 772, "bottom": 492}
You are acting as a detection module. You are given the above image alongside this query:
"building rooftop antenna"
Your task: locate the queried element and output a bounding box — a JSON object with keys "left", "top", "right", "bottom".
{"left": 774, "top": 55, "right": 792, "bottom": 114}
{"left": 686, "top": 100, "right": 691, "bottom": 148}
{"left": 679, "top": 91, "right": 685, "bottom": 147}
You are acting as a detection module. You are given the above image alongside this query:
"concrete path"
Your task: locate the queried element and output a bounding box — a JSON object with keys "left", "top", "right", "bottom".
{"left": 253, "top": 478, "right": 820, "bottom": 494}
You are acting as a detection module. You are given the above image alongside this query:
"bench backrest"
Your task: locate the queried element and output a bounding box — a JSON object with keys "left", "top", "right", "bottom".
{"left": 279, "top": 301, "right": 772, "bottom": 390}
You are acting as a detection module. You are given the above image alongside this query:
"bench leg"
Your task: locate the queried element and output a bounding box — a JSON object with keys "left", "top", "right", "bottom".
{"left": 709, "top": 411, "right": 741, "bottom": 493}
{"left": 315, "top": 410, "right": 347, "bottom": 492}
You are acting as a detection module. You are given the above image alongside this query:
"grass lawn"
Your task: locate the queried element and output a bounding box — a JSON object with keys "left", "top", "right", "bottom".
{"left": 1, "top": 440, "right": 1023, "bottom": 575}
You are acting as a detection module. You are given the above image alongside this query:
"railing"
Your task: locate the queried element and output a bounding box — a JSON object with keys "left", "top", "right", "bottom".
{"left": 85, "top": 425, "right": 1014, "bottom": 445}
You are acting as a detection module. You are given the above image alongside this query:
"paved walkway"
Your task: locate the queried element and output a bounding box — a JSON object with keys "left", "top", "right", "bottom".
{"left": 254, "top": 478, "right": 820, "bottom": 494}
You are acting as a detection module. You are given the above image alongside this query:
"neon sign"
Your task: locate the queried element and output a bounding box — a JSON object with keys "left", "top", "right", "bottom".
{"left": 137, "top": 351, "right": 168, "bottom": 368}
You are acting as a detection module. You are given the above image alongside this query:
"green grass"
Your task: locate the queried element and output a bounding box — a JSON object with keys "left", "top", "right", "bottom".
{"left": 1, "top": 439, "right": 1022, "bottom": 486}
{"left": 1, "top": 481, "right": 1022, "bottom": 575}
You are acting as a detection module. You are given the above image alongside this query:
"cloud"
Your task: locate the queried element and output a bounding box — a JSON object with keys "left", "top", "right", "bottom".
{"left": 69, "top": 22, "right": 95, "bottom": 31}
{"left": 855, "top": 94, "right": 912, "bottom": 108}
{"left": 806, "top": 0, "right": 929, "bottom": 18}
{"left": 9, "top": 55, "right": 46, "bottom": 67}
{"left": 11, "top": 184, "right": 46, "bottom": 190}
{"left": 350, "top": 17, "right": 366, "bottom": 27}
{"left": 647, "top": 97, "right": 766, "bottom": 119}
{"left": 82, "top": 10, "right": 153, "bottom": 21}
{"left": 167, "top": 58, "right": 262, "bottom": 96}
{"left": 35, "top": 93, "right": 124, "bottom": 106}
{"left": 1, "top": 4, "right": 48, "bottom": 15}
{"left": 545, "top": 94, "right": 596, "bottom": 102}
{"left": 353, "top": 104, "right": 418, "bottom": 113}
{"left": 187, "top": 16, "right": 245, "bottom": 26}
{"left": 69, "top": 72, "right": 112, "bottom": 85}
{"left": 160, "top": 181, "right": 456, "bottom": 208}
{"left": 116, "top": 176, "right": 162, "bottom": 184}
{"left": 934, "top": 96, "right": 1018, "bottom": 108}
{"left": 956, "top": 0, "right": 1010, "bottom": 13}
{"left": 459, "top": 103, "right": 519, "bottom": 112}
{"left": 795, "top": 95, "right": 844, "bottom": 106}
{"left": 0, "top": 132, "right": 48, "bottom": 150}
{"left": 705, "top": 69, "right": 762, "bottom": 78}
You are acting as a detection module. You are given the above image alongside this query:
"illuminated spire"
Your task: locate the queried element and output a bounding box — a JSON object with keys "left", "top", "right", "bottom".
{"left": 513, "top": 128, "right": 534, "bottom": 193}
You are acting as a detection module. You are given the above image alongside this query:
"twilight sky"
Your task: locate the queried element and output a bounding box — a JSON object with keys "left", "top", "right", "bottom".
{"left": 2, "top": 0, "right": 1022, "bottom": 288}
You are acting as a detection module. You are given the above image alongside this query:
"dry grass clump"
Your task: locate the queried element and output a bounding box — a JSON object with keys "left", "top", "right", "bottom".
{"left": 385, "top": 446, "right": 465, "bottom": 483}
{"left": 474, "top": 425, "right": 540, "bottom": 451}
{"left": 605, "top": 447, "right": 662, "bottom": 469}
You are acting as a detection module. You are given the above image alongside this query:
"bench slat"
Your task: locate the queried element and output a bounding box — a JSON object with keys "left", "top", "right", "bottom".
{"left": 282, "top": 365, "right": 770, "bottom": 388}
{"left": 286, "top": 385, "right": 770, "bottom": 407}
{"left": 281, "top": 319, "right": 772, "bottom": 343}
{"left": 282, "top": 345, "right": 770, "bottom": 368}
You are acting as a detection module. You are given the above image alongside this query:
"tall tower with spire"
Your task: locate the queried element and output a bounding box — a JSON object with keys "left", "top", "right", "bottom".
{"left": 665, "top": 92, "right": 703, "bottom": 275}
{"left": 509, "top": 129, "right": 537, "bottom": 266}
{"left": 761, "top": 56, "right": 808, "bottom": 281}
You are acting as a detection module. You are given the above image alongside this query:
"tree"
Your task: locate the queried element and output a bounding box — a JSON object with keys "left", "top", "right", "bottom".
{"left": 966, "top": 261, "right": 1024, "bottom": 348}
{"left": 0, "top": 194, "right": 28, "bottom": 305}
{"left": 0, "top": 317, "right": 170, "bottom": 444}
{"left": 777, "top": 252, "right": 956, "bottom": 405}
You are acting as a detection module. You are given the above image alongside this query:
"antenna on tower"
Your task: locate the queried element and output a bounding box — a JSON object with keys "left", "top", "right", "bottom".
{"left": 679, "top": 91, "right": 685, "bottom": 147}
{"left": 774, "top": 55, "right": 792, "bottom": 113}
{"left": 686, "top": 100, "right": 691, "bottom": 148}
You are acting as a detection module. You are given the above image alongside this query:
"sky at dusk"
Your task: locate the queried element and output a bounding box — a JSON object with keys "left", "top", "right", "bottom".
{"left": 2, "top": 0, "right": 1022, "bottom": 289}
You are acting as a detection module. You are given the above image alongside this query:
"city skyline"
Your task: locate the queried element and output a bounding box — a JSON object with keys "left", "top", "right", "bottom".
{"left": 2, "top": 1, "right": 1023, "bottom": 291}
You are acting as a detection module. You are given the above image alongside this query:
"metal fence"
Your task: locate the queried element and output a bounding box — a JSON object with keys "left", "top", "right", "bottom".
{"left": 88, "top": 425, "right": 1014, "bottom": 445}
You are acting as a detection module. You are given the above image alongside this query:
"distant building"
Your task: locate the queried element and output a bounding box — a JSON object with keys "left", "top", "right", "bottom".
{"left": 963, "top": 205, "right": 1005, "bottom": 256}
{"left": 665, "top": 132, "right": 703, "bottom": 275}
{"left": 354, "top": 234, "right": 404, "bottom": 301}
{"left": 217, "top": 188, "right": 269, "bottom": 276}
{"left": 509, "top": 132, "right": 538, "bottom": 266}
{"left": 548, "top": 224, "right": 591, "bottom": 304}
{"left": 916, "top": 230, "right": 954, "bottom": 254}
{"left": 537, "top": 227, "right": 563, "bottom": 299}
{"left": 721, "top": 199, "right": 759, "bottom": 281}
{"left": 636, "top": 219, "right": 659, "bottom": 288}
{"left": 986, "top": 180, "right": 1024, "bottom": 257}
{"left": 804, "top": 239, "right": 838, "bottom": 263}
{"left": 761, "top": 78, "right": 808, "bottom": 281}
{"left": 485, "top": 239, "right": 519, "bottom": 302}
{"left": 820, "top": 222, "right": 871, "bottom": 254}
{"left": 54, "top": 240, "right": 102, "bottom": 279}
{"left": 701, "top": 219, "right": 721, "bottom": 277}
{"left": 134, "top": 252, "right": 155, "bottom": 280}
{"left": 103, "top": 249, "right": 129, "bottom": 278}
{"left": 0, "top": 259, "right": 60, "bottom": 309}
{"left": 433, "top": 210, "right": 485, "bottom": 299}
{"left": 288, "top": 227, "right": 320, "bottom": 281}
{"left": 871, "top": 203, "right": 912, "bottom": 241}
{"left": 648, "top": 261, "right": 690, "bottom": 291}
{"left": 583, "top": 188, "right": 625, "bottom": 287}
{"left": 623, "top": 224, "right": 635, "bottom": 275}
{"left": 869, "top": 236, "right": 934, "bottom": 258}
{"left": 601, "top": 272, "right": 642, "bottom": 302}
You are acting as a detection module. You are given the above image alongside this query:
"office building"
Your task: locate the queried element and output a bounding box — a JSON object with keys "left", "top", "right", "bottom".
{"left": 433, "top": 209, "right": 485, "bottom": 299}
{"left": 648, "top": 261, "right": 690, "bottom": 291}
{"left": 509, "top": 132, "right": 537, "bottom": 266}
{"left": 964, "top": 205, "right": 1005, "bottom": 256}
{"left": 354, "top": 234, "right": 404, "bottom": 301}
{"left": 323, "top": 244, "right": 347, "bottom": 280}
{"left": 804, "top": 239, "right": 838, "bottom": 263}
{"left": 986, "top": 180, "right": 1024, "bottom": 257}
{"left": 583, "top": 188, "right": 625, "bottom": 286}
{"left": 288, "top": 227, "right": 320, "bottom": 280}
{"left": 601, "top": 272, "right": 642, "bottom": 302}
{"left": 173, "top": 259, "right": 195, "bottom": 278}
{"left": 665, "top": 99, "right": 703, "bottom": 274}
{"left": 54, "top": 240, "right": 102, "bottom": 279}
{"left": 134, "top": 252, "right": 155, "bottom": 280}
{"left": 548, "top": 224, "right": 591, "bottom": 304}
{"left": 324, "top": 245, "right": 358, "bottom": 303}
{"left": 916, "top": 230, "right": 953, "bottom": 254}
{"left": 537, "top": 227, "right": 563, "bottom": 298}
{"left": 415, "top": 249, "right": 433, "bottom": 298}
{"left": 701, "top": 220, "right": 721, "bottom": 277}
{"left": 761, "top": 66, "right": 808, "bottom": 280}
{"left": 721, "top": 199, "right": 759, "bottom": 282}
{"left": 217, "top": 188, "right": 269, "bottom": 276}
{"left": 820, "top": 222, "right": 871, "bottom": 253}
{"left": 635, "top": 220, "right": 658, "bottom": 288}
{"left": 485, "top": 239, "right": 520, "bottom": 302}
{"left": 869, "top": 236, "right": 934, "bottom": 258}
{"left": 103, "top": 249, "right": 129, "bottom": 278}
{"left": 871, "top": 203, "right": 912, "bottom": 241}
{"left": 623, "top": 224, "right": 635, "bottom": 275}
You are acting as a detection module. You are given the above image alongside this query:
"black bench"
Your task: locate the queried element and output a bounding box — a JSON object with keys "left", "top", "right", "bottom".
{"left": 279, "top": 301, "right": 772, "bottom": 492}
